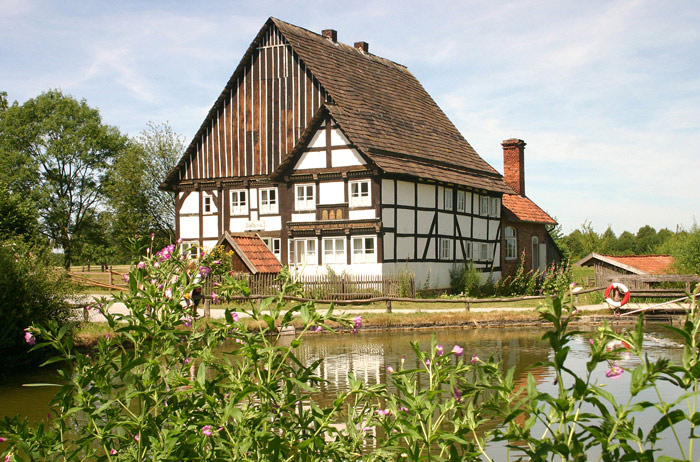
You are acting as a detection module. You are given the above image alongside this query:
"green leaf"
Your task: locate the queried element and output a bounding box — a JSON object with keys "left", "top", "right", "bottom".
{"left": 647, "top": 409, "right": 686, "bottom": 442}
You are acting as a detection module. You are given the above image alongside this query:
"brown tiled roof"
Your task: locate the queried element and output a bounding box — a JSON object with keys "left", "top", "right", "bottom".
{"left": 217, "top": 232, "right": 282, "bottom": 274}
{"left": 502, "top": 194, "right": 556, "bottom": 224}
{"left": 601, "top": 255, "right": 674, "bottom": 274}
{"left": 270, "top": 18, "right": 511, "bottom": 193}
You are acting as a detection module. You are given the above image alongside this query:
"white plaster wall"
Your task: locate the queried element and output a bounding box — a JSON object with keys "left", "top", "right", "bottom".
{"left": 381, "top": 179, "right": 395, "bottom": 204}
{"left": 489, "top": 220, "right": 500, "bottom": 240}
{"left": 455, "top": 240, "right": 467, "bottom": 260}
{"left": 202, "top": 240, "right": 218, "bottom": 250}
{"left": 349, "top": 209, "right": 375, "bottom": 220}
{"left": 417, "top": 183, "right": 435, "bottom": 208}
{"left": 295, "top": 151, "right": 326, "bottom": 169}
{"left": 438, "top": 213, "right": 453, "bottom": 235}
{"left": 292, "top": 212, "right": 315, "bottom": 222}
{"left": 229, "top": 217, "right": 249, "bottom": 232}
{"left": 417, "top": 210, "right": 433, "bottom": 234}
{"left": 396, "top": 209, "right": 414, "bottom": 234}
{"left": 292, "top": 263, "right": 383, "bottom": 277}
{"left": 329, "top": 128, "right": 350, "bottom": 146}
{"left": 261, "top": 215, "right": 282, "bottom": 231}
{"left": 308, "top": 129, "right": 325, "bottom": 149}
{"left": 249, "top": 189, "right": 258, "bottom": 210}
{"left": 202, "top": 216, "right": 218, "bottom": 236}
{"left": 382, "top": 208, "right": 394, "bottom": 227}
{"left": 396, "top": 237, "right": 414, "bottom": 260}
{"left": 382, "top": 262, "right": 501, "bottom": 290}
{"left": 472, "top": 218, "right": 488, "bottom": 240}
{"left": 180, "top": 191, "right": 199, "bottom": 214}
{"left": 319, "top": 182, "right": 344, "bottom": 204}
{"left": 383, "top": 232, "right": 394, "bottom": 260}
{"left": 437, "top": 186, "right": 444, "bottom": 209}
{"left": 416, "top": 237, "right": 428, "bottom": 257}
{"left": 457, "top": 216, "right": 471, "bottom": 238}
{"left": 180, "top": 217, "right": 199, "bottom": 239}
{"left": 331, "top": 149, "right": 364, "bottom": 167}
{"left": 396, "top": 181, "right": 414, "bottom": 206}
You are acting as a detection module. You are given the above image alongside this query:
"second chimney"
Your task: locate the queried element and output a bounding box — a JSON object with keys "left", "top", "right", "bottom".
{"left": 322, "top": 29, "right": 337, "bottom": 42}
{"left": 502, "top": 138, "right": 526, "bottom": 196}
{"left": 354, "top": 41, "right": 369, "bottom": 53}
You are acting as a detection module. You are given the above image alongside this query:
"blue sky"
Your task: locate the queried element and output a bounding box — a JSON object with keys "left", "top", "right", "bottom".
{"left": 2, "top": 0, "right": 699, "bottom": 235}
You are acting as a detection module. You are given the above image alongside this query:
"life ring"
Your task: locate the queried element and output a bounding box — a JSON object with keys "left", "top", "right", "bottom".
{"left": 605, "top": 282, "right": 630, "bottom": 308}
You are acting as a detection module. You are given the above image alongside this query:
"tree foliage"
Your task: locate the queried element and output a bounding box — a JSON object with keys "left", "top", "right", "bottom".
{"left": 105, "top": 122, "right": 182, "bottom": 259}
{"left": 0, "top": 90, "right": 127, "bottom": 268}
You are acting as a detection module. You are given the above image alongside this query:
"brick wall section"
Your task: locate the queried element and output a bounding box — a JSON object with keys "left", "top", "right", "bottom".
{"left": 501, "top": 220, "right": 550, "bottom": 277}
{"left": 502, "top": 139, "right": 526, "bottom": 196}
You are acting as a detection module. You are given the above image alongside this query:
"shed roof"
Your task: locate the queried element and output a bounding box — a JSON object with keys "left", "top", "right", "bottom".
{"left": 216, "top": 232, "right": 282, "bottom": 274}
{"left": 576, "top": 253, "right": 674, "bottom": 275}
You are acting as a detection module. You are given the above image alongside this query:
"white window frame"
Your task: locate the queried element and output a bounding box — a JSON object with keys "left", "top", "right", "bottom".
{"left": 349, "top": 180, "right": 371, "bottom": 207}
{"left": 231, "top": 189, "right": 248, "bottom": 216}
{"left": 259, "top": 187, "right": 278, "bottom": 214}
{"left": 473, "top": 242, "right": 493, "bottom": 261}
{"left": 289, "top": 238, "right": 317, "bottom": 266}
{"left": 351, "top": 235, "right": 377, "bottom": 264}
{"left": 261, "top": 237, "right": 281, "bottom": 261}
{"left": 505, "top": 226, "right": 517, "bottom": 260}
{"left": 456, "top": 190, "right": 466, "bottom": 212}
{"left": 444, "top": 188, "right": 453, "bottom": 211}
{"left": 295, "top": 184, "right": 315, "bottom": 211}
{"left": 323, "top": 237, "right": 346, "bottom": 265}
{"left": 489, "top": 197, "right": 499, "bottom": 218}
{"left": 439, "top": 238, "right": 452, "bottom": 260}
{"left": 480, "top": 195, "right": 489, "bottom": 216}
{"left": 182, "top": 241, "right": 199, "bottom": 258}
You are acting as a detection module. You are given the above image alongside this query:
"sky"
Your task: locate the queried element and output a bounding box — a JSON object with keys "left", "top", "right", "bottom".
{"left": 2, "top": 0, "right": 699, "bottom": 235}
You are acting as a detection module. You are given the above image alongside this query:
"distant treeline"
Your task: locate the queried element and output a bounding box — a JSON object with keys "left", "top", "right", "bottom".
{"left": 553, "top": 221, "right": 700, "bottom": 274}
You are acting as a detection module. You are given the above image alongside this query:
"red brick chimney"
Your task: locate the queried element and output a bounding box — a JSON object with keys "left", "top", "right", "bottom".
{"left": 502, "top": 138, "right": 526, "bottom": 196}
{"left": 322, "top": 29, "right": 337, "bottom": 42}
{"left": 354, "top": 41, "right": 369, "bottom": 52}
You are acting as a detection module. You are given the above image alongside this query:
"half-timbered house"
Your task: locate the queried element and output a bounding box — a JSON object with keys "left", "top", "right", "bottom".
{"left": 161, "top": 17, "right": 558, "bottom": 288}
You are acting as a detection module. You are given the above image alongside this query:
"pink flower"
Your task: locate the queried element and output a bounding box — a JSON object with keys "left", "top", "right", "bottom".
{"left": 211, "top": 292, "right": 219, "bottom": 303}
{"left": 453, "top": 388, "right": 462, "bottom": 402}
{"left": 201, "top": 425, "right": 213, "bottom": 436}
{"left": 232, "top": 312, "right": 240, "bottom": 322}
{"left": 183, "top": 317, "right": 192, "bottom": 327}
{"left": 134, "top": 433, "right": 140, "bottom": 442}
{"left": 5, "top": 454, "right": 10, "bottom": 462}
{"left": 471, "top": 354, "right": 479, "bottom": 364}
{"left": 153, "top": 261, "right": 160, "bottom": 268}
{"left": 214, "top": 260, "right": 221, "bottom": 265}
{"left": 452, "top": 345, "right": 464, "bottom": 357}
{"left": 606, "top": 364, "right": 624, "bottom": 379}
{"left": 199, "top": 266, "right": 211, "bottom": 277}
{"left": 314, "top": 325, "right": 322, "bottom": 332}
{"left": 165, "top": 288, "right": 172, "bottom": 298}
{"left": 184, "top": 357, "right": 191, "bottom": 364}
{"left": 150, "top": 279, "right": 157, "bottom": 285}
{"left": 122, "top": 274, "right": 129, "bottom": 283}
{"left": 353, "top": 315, "right": 362, "bottom": 329}
{"left": 109, "top": 449, "right": 117, "bottom": 455}
{"left": 24, "top": 330, "right": 35, "bottom": 345}
{"left": 425, "top": 359, "right": 431, "bottom": 367}
{"left": 151, "top": 233, "right": 155, "bottom": 240}
{"left": 436, "top": 344, "right": 444, "bottom": 356}
{"left": 0, "top": 437, "right": 6, "bottom": 442}
{"left": 386, "top": 366, "right": 394, "bottom": 374}
{"left": 176, "top": 237, "right": 183, "bottom": 244}
{"left": 375, "top": 409, "right": 390, "bottom": 416}
{"left": 399, "top": 406, "right": 409, "bottom": 413}
{"left": 137, "top": 261, "right": 145, "bottom": 269}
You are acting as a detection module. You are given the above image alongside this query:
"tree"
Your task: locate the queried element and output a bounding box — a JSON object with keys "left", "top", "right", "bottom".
{"left": 0, "top": 90, "right": 127, "bottom": 268}
{"left": 105, "top": 122, "right": 182, "bottom": 259}
{"left": 0, "top": 182, "right": 40, "bottom": 240}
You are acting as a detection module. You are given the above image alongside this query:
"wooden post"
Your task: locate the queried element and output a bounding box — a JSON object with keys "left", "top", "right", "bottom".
{"left": 386, "top": 299, "right": 392, "bottom": 313}
{"left": 83, "top": 307, "right": 89, "bottom": 322}
{"left": 109, "top": 270, "right": 113, "bottom": 286}
{"left": 204, "top": 299, "right": 211, "bottom": 318}
{"left": 465, "top": 299, "right": 470, "bottom": 312}
{"left": 686, "top": 282, "right": 692, "bottom": 293}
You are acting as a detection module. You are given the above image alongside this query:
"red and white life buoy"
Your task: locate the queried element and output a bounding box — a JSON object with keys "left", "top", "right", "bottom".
{"left": 605, "top": 282, "right": 630, "bottom": 308}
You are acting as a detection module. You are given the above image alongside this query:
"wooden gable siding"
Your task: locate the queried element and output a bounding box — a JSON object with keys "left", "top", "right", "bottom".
{"left": 181, "top": 26, "right": 329, "bottom": 183}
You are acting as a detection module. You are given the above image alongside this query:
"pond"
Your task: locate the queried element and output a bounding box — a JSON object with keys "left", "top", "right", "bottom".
{"left": 0, "top": 323, "right": 687, "bottom": 458}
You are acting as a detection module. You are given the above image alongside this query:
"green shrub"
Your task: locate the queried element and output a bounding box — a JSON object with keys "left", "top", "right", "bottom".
{"left": 0, "top": 238, "right": 77, "bottom": 371}
{"left": 449, "top": 261, "right": 482, "bottom": 296}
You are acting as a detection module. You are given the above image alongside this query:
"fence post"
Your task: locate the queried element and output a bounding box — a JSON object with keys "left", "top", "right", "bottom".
{"left": 204, "top": 299, "right": 211, "bottom": 318}
{"left": 109, "top": 271, "right": 113, "bottom": 286}
{"left": 465, "top": 299, "right": 470, "bottom": 312}
{"left": 386, "top": 299, "right": 392, "bottom": 313}
{"left": 83, "top": 306, "right": 89, "bottom": 322}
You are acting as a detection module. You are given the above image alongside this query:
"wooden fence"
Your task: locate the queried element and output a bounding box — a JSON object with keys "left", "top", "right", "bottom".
{"left": 604, "top": 274, "right": 700, "bottom": 298}
{"left": 203, "top": 272, "right": 416, "bottom": 301}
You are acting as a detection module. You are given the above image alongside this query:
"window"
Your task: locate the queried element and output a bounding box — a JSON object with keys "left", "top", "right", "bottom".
{"left": 352, "top": 236, "right": 376, "bottom": 264}
{"left": 203, "top": 196, "right": 211, "bottom": 213}
{"left": 439, "top": 238, "right": 452, "bottom": 260}
{"left": 473, "top": 242, "right": 493, "bottom": 261}
{"left": 289, "top": 238, "right": 317, "bottom": 266}
{"left": 261, "top": 237, "right": 281, "bottom": 261}
{"left": 480, "top": 195, "right": 489, "bottom": 216}
{"left": 489, "top": 197, "right": 499, "bottom": 218}
{"left": 259, "top": 188, "right": 278, "bottom": 214}
{"left": 349, "top": 180, "right": 371, "bottom": 207}
{"left": 231, "top": 190, "right": 248, "bottom": 216}
{"left": 456, "top": 190, "right": 466, "bottom": 212}
{"left": 532, "top": 236, "right": 539, "bottom": 270}
{"left": 323, "top": 237, "right": 346, "bottom": 264}
{"left": 505, "top": 227, "right": 517, "bottom": 260}
{"left": 295, "top": 184, "right": 315, "bottom": 211}
{"left": 182, "top": 241, "right": 199, "bottom": 258}
{"left": 444, "top": 188, "right": 453, "bottom": 210}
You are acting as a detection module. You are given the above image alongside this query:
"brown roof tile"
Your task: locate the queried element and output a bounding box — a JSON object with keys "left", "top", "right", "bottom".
{"left": 601, "top": 255, "right": 674, "bottom": 274}
{"left": 217, "top": 232, "right": 282, "bottom": 274}
{"left": 502, "top": 194, "right": 556, "bottom": 224}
